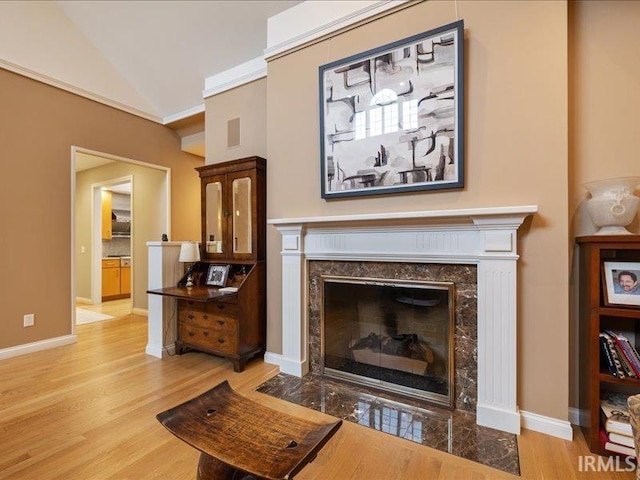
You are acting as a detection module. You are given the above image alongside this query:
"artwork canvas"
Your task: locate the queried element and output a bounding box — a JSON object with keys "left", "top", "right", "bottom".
{"left": 319, "top": 20, "right": 464, "bottom": 199}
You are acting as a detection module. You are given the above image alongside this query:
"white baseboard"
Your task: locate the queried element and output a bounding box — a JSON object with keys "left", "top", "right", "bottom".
{"left": 264, "top": 351, "right": 308, "bottom": 377}
{"left": 0, "top": 334, "right": 77, "bottom": 361}
{"left": 145, "top": 343, "right": 175, "bottom": 359}
{"left": 75, "top": 296, "right": 93, "bottom": 304}
{"left": 132, "top": 307, "right": 148, "bottom": 316}
{"left": 521, "top": 410, "right": 574, "bottom": 440}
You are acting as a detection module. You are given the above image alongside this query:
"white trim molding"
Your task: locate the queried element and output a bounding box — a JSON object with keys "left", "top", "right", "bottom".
{"left": 521, "top": 410, "right": 574, "bottom": 441}
{"left": 268, "top": 205, "right": 538, "bottom": 435}
{"left": 264, "top": 0, "right": 411, "bottom": 60}
{"left": 146, "top": 241, "right": 183, "bottom": 359}
{"left": 0, "top": 335, "right": 77, "bottom": 361}
{"left": 0, "top": 58, "right": 162, "bottom": 123}
{"left": 203, "top": 56, "right": 267, "bottom": 99}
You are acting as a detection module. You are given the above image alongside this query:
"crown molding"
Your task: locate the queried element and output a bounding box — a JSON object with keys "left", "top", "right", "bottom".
{"left": 264, "top": 0, "right": 411, "bottom": 60}
{"left": 0, "top": 58, "right": 162, "bottom": 124}
{"left": 163, "top": 104, "right": 205, "bottom": 125}
{"left": 202, "top": 56, "right": 267, "bottom": 99}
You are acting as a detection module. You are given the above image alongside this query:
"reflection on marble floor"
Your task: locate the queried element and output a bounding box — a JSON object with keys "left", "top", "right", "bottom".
{"left": 256, "top": 373, "right": 520, "bottom": 476}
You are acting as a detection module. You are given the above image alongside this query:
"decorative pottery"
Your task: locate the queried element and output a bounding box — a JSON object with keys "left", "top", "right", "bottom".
{"left": 584, "top": 177, "right": 640, "bottom": 235}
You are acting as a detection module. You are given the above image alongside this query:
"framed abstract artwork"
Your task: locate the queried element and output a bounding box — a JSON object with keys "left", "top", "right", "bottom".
{"left": 319, "top": 20, "right": 464, "bottom": 199}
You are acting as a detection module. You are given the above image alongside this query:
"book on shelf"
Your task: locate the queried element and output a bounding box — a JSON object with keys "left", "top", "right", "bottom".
{"left": 600, "top": 429, "right": 636, "bottom": 457}
{"left": 604, "top": 330, "right": 640, "bottom": 377}
{"left": 601, "top": 391, "right": 633, "bottom": 437}
{"left": 600, "top": 333, "right": 622, "bottom": 377}
{"left": 600, "top": 331, "right": 627, "bottom": 378}
{"left": 609, "top": 431, "right": 635, "bottom": 449}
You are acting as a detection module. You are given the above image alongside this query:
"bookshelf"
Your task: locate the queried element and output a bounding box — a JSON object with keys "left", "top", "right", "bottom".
{"left": 577, "top": 235, "right": 640, "bottom": 455}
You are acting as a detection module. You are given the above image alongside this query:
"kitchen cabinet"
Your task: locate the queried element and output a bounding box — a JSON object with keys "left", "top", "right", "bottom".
{"left": 102, "top": 259, "right": 120, "bottom": 299}
{"left": 102, "top": 258, "right": 132, "bottom": 301}
{"left": 101, "top": 190, "right": 112, "bottom": 240}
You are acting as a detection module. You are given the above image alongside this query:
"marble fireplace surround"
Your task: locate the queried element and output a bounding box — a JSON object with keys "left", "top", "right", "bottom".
{"left": 267, "top": 205, "right": 537, "bottom": 435}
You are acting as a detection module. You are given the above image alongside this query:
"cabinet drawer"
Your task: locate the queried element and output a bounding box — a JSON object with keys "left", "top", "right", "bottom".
{"left": 178, "top": 309, "right": 237, "bottom": 332}
{"left": 178, "top": 323, "right": 238, "bottom": 354}
{"left": 102, "top": 259, "right": 120, "bottom": 268}
{"left": 179, "top": 299, "right": 238, "bottom": 316}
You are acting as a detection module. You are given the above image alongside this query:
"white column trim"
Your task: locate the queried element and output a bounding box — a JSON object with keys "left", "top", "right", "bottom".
{"left": 146, "top": 241, "right": 183, "bottom": 359}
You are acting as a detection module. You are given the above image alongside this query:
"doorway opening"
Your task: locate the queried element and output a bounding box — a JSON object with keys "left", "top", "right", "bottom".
{"left": 71, "top": 147, "right": 171, "bottom": 331}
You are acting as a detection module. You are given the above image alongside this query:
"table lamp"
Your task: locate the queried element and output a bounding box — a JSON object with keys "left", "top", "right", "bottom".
{"left": 179, "top": 241, "right": 200, "bottom": 287}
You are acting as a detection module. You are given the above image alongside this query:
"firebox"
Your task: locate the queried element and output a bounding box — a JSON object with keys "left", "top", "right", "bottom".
{"left": 321, "top": 275, "right": 455, "bottom": 408}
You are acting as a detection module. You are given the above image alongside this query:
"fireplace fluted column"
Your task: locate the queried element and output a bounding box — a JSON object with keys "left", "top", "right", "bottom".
{"left": 274, "top": 225, "right": 309, "bottom": 376}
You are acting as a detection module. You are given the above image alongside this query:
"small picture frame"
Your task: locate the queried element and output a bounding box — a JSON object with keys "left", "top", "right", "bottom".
{"left": 205, "top": 264, "right": 230, "bottom": 287}
{"left": 603, "top": 261, "right": 640, "bottom": 307}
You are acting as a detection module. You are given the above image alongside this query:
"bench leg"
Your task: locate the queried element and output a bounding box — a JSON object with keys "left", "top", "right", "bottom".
{"left": 197, "top": 452, "right": 262, "bottom": 480}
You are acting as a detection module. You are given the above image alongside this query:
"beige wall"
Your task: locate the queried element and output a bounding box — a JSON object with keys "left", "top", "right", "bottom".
{"left": 568, "top": 1, "right": 640, "bottom": 407}
{"left": 263, "top": 0, "right": 569, "bottom": 421}
{"left": 0, "top": 68, "right": 202, "bottom": 350}
{"left": 205, "top": 78, "right": 267, "bottom": 164}
{"left": 75, "top": 161, "right": 170, "bottom": 310}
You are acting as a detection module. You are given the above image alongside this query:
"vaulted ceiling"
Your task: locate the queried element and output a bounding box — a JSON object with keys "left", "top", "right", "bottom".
{"left": 0, "top": 1, "right": 299, "bottom": 131}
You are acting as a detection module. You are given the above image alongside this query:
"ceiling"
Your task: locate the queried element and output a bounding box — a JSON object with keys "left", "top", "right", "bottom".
{"left": 54, "top": 1, "right": 300, "bottom": 122}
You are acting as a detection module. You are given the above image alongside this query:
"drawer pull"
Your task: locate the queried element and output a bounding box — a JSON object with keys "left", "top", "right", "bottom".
{"left": 187, "top": 314, "right": 195, "bottom": 320}
{"left": 218, "top": 337, "right": 226, "bottom": 344}
{"left": 187, "top": 301, "right": 194, "bottom": 306}
{"left": 217, "top": 320, "right": 225, "bottom": 326}
{"left": 203, "top": 331, "right": 209, "bottom": 337}
{"left": 217, "top": 304, "right": 226, "bottom": 310}
{"left": 203, "top": 314, "right": 209, "bottom": 320}
{"left": 188, "top": 331, "right": 195, "bottom": 337}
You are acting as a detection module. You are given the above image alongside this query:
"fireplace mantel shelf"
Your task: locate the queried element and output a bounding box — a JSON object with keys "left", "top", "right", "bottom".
{"left": 268, "top": 205, "right": 538, "bottom": 226}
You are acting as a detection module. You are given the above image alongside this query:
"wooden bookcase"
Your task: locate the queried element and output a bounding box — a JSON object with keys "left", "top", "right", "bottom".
{"left": 577, "top": 235, "right": 640, "bottom": 455}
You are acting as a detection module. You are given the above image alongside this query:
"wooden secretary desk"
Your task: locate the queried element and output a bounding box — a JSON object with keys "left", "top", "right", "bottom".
{"left": 148, "top": 156, "right": 266, "bottom": 372}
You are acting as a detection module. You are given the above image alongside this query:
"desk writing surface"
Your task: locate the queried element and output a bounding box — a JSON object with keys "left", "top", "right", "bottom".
{"left": 157, "top": 380, "right": 342, "bottom": 480}
{"left": 146, "top": 285, "right": 235, "bottom": 302}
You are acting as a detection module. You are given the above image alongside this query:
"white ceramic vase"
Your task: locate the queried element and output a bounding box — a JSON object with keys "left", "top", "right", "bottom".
{"left": 584, "top": 176, "right": 640, "bottom": 235}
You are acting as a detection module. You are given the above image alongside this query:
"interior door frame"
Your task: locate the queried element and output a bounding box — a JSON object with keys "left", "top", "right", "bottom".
{"left": 70, "top": 146, "right": 171, "bottom": 332}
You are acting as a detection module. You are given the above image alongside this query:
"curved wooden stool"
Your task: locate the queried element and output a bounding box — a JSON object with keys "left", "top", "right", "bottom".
{"left": 157, "top": 380, "right": 342, "bottom": 480}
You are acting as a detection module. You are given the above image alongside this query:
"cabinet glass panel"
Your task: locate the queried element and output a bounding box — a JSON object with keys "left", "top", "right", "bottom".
{"left": 232, "top": 177, "right": 252, "bottom": 254}
{"left": 206, "top": 182, "right": 223, "bottom": 254}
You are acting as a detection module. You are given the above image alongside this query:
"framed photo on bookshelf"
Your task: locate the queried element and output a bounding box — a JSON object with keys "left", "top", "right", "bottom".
{"left": 603, "top": 261, "right": 640, "bottom": 307}
{"left": 205, "top": 264, "right": 230, "bottom": 287}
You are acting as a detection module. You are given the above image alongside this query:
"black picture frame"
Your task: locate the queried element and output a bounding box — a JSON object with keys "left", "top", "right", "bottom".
{"left": 319, "top": 20, "right": 464, "bottom": 199}
{"left": 206, "top": 264, "right": 230, "bottom": 287}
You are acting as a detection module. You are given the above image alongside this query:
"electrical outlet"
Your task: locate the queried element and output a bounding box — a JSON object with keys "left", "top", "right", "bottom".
{"left": 81, "top": 246, "right": 86, "bottom": 254}
{"left": 23, "top": 314, "right": 35, "bottom": 327}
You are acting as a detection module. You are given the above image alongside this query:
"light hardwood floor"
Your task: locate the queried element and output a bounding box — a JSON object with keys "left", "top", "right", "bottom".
{"left": 0, "top": 311, "right": 636, "bottom": 480}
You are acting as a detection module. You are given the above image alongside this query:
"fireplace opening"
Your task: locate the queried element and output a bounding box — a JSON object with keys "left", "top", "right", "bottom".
{"left": 321, "top": 275, "right": 455, "bottom": 408}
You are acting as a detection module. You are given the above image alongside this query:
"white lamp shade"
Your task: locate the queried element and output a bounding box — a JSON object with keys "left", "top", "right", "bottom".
{"left": 179, "top": 242, "right": 201, "bottom": 263}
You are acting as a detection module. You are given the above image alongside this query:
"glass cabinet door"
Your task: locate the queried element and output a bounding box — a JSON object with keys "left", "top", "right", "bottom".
{"left": 205, "top": 180, "right": 223, "bottom": 254}
{"left": 232, "top": 177, "right": 252, "bottom": 254}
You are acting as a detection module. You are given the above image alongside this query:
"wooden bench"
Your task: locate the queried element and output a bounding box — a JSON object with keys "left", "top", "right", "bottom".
{"left": 157, "top": 380, "right": 342, "bottom": 480}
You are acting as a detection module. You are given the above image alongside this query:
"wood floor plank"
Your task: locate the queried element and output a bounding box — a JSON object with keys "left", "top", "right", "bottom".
{"left": 0, "top": 312, "right": 636, "bottom": 479}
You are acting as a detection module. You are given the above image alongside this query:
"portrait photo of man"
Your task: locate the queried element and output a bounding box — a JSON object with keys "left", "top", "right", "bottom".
{"left": 613, "top": 270, "right": 640, "bottom": 295}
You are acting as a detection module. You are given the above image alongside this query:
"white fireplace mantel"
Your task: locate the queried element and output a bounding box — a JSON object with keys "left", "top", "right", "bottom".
{"left": 266, "top": 205, "right": 537, "bottom": 435}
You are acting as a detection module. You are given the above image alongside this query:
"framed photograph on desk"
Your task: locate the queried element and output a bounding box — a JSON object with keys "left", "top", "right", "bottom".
{"left": 206, "top": 264, "right": 230, "bottom": 287}
{"left": 603, "top": 261, "right": 640, "bottom": 307}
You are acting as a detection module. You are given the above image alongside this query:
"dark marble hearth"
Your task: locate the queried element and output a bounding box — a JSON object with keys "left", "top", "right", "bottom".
{"left": 256, "top": 373, "right": 520, "bottom": 476}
